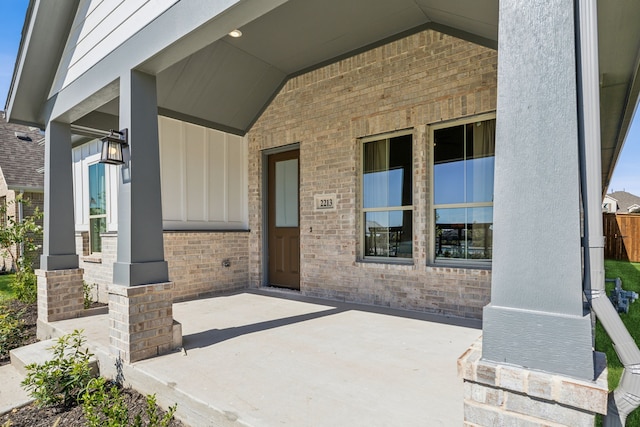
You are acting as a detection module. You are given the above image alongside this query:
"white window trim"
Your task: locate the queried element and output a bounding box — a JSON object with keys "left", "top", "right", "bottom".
{"left": 88, "top": 161, "right": 108, "bottom": 254}
{"left": 428, "top": 112, "right": 496, "bottom": 267}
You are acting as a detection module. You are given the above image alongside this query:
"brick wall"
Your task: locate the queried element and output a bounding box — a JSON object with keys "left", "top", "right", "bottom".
{"left": 78, "top": 231, "right": 249, "bottom": 302}
{"left": 164, "top": 231, "right": 249, "bottom": 301}
{"left": 0, "top": 185, "right": 43, "bottom": 271}
{"left": 247, "top": 29, "right": 497, "bottom": 319}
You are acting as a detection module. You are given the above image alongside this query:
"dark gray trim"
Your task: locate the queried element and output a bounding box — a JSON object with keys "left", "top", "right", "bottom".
{"left": 157, "top": 108, "right": 246, "bottom": 136}
{"left": 483, "top": 304, "right": 594, "bottom": 380}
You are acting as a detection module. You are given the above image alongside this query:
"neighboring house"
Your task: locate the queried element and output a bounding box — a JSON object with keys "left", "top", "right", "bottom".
{"left": 0, "top": 112, "right": 44, "bottom": 271}
{"left": 603, "top": 191, "right": 640, "bottom": 214}
{"left": 6, "top": 1, "right": 640, "bottom": 424}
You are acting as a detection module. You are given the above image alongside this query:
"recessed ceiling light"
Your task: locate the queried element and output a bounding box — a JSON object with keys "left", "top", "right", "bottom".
{"left": 228, "top": 29, "right": 242, "bottom": 38}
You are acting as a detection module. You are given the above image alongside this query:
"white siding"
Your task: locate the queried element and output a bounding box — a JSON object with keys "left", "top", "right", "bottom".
{"left": 159, "top": 116, "right": 248, "bottom": 230}
{"left": 50, "top": 0, "right": 179, "bottom": 96}
{"left": 72, "top": 139, "right": 119, "bottom": 231}
{"left": 73, "top": 117, "right": 248, "bottom": 232}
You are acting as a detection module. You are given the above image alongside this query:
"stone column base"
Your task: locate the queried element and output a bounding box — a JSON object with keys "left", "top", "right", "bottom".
{"left": 458, "top": 338, "right": 608, "bottom": 427}
{"left": 36, "top": 268, "right": 84, "bottom": 323}
{"left": 108, "top": 282, "right": 181, "bottom": 363}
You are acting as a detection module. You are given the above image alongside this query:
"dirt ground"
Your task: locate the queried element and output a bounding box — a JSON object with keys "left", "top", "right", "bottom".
{"left": 0, "top": 301, "right": 186, "bottom": 426}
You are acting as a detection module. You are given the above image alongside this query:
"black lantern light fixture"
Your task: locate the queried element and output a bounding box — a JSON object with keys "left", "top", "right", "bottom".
{"left": 99, "top": 129, "right": 128, "bottom": 165}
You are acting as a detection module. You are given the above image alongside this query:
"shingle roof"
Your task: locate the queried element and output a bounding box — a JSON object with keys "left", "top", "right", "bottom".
{"left": 607, "top": 191, "right": 640, "bottom": 213}
{"left": 0, "top": 111, "right": 44, "bottom": 190}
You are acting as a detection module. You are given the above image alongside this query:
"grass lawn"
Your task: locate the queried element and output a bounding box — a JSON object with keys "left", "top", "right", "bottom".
{"left": 596, "top": 259, "right": 640, "bottom": 425}
{"left": 0, "top": 273, "right": 15, "bottom": 299}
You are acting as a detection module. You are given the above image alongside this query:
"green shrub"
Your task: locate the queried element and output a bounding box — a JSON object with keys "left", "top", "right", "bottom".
{"left": 83, "top": 282, "right": 96, "bottom": 309}
{"left": 82, "top": 377, "right": 130, "bottom": 427}
{"left": 21, "top": 330, "right": 94, "bottom": 407}
{"left": 82, "top": 376, "right": 177, "bottom": 427}
{"left": 0, "top": 302, "right": 25, "bottom": 358}
{"left": 11, "top": 262, "right": 37, "bottom": 304}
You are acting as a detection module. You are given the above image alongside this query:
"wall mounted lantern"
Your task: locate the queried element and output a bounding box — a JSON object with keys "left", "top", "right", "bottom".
{"left": 99, "top": 129, "right": 128, "bottom": 165}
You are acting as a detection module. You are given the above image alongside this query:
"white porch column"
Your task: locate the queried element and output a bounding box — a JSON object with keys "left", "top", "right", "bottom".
{"left": 109, "top": 69, "right": 179, "bottom": 363}
{"left": 482, "top": 0, "right": 593, "bottom": 379}
{"left": 37, "top": 121, "right": 83, "bottom": 325}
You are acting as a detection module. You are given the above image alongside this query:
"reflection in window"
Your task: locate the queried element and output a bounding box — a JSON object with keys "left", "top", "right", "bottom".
{"left": 88, "top": 163, "right": 107, "bottom": 253}
{"left": 362, "top": 133, "right": 412, "bottom": 259}
{"left": 433, "top": 119, "right": 495, "bottom": 261}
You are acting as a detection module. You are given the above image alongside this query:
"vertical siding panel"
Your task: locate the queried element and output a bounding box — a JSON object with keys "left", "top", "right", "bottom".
{"left": 208, "top": 129, "right": 226, "bottom": 221}
{"left": 185, "top": 125, "right": 206, "bottom": 221}
{"left": 159, "top": 118, "right": 184, "bottom": 221}
{"left": 227, "top": 135, "right": 244, "bottom": 223}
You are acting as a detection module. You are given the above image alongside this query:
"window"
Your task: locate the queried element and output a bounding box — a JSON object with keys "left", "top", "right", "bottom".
{"left": 362, "top": 132, "right": 413, "bottom": 260}
{"left": 88, "top": 163, "right": 107, "bottom": 253}
{"left": 433, "top": 118, "right": 495, "bottom": 262}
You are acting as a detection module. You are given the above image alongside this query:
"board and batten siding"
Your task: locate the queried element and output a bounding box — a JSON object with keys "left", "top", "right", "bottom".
{"left": 72, "top": 139, "right": 119, "bottom": 232}
{"left": 159, "top": 116, "right": 248, "bottom": 230}
{"left": 50, "top": 0, "right": 179, "bottom": 96}
{"left": 72, "top": 117, "right": 248, "bottom": 232}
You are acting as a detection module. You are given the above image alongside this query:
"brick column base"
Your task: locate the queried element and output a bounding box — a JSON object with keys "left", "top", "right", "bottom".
{"left": 458, "top": 338, "right": 608, "bottom": 427}
{"left": 36, "top": 268, "right": 84, "bottom": 323}
{"left": 108, "top": 282, "right": 180, "bottom": 363}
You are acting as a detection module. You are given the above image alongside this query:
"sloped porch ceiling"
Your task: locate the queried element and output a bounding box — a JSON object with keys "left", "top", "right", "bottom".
{"left": 100, "top": 0, "right": 499, "bottom": 135}
{"left": 8, "top": 0, "right": 640, "bottom": 188}
{"left": 99, "top": 0, "right": 639, "bottom": 190}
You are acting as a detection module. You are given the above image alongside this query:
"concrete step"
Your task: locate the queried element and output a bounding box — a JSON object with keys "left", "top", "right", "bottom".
{"left": 0, "top": 364, "right": 33, "bottom": 414}
{"left": 10, "top": 339, "right": 99, "bottom": 377}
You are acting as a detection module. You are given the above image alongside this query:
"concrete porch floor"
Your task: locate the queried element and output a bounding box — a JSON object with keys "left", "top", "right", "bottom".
{"left": 44, "top": 290, "right": 481, "bottom": 426}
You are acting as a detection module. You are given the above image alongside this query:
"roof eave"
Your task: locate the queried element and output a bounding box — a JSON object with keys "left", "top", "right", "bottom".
{"left": 4, "top": 0, "right": 79, "bottom": 128}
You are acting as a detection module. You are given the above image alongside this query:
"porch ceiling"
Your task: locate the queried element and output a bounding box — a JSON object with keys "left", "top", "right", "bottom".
{"left": 131, "top": 0, "right": 499, "bottom": 135}
{"left": 8, "top": 0, "right": 640, "bottom": 190}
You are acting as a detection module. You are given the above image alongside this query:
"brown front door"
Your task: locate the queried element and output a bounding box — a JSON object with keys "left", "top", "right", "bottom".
{"left": 268, "top": 149, "right": 300, "bottom": 289}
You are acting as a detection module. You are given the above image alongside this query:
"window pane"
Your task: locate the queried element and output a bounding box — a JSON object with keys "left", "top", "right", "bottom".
{"left": 434, "top": 125, "right": 465, "bottom": 204}
{"left": 435, "top": 207, "right": 492, "bottom": 260}
{"left": 465, "top": 121, "right": 495, "bottom": 203}
{"left": 89, "top": 163, "right": 106, "bottom": 215}
{"left": 90, "top": 217, "right": 106, "bottom": 253}
{"left": 363, "top": 135, "right": 412, "bottom": 208}
{"left": 275, "top": 158, "right": 298, "bottom": 227}
{"left": 364, "top": 210, "right": 412, "bottom": 258}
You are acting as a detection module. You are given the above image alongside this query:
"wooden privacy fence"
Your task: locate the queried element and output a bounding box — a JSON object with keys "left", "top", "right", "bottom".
{"left": 604, "top": 213, "right": 640, "bottom": 262}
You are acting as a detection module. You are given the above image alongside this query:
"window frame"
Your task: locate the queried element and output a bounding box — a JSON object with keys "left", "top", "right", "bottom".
{"left": 360, "top": 129, "right": 414, "bottom": 263}
{"left": 88, "top": 162, "right": 107, "bottom": 254}
{"left": 429, "top": 112, "right": 496, "bottom": 267}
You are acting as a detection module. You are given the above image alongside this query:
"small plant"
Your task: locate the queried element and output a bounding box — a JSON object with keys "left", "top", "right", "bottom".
{"left": 0, "top": 302, "right": 25, "bottom": 358}
{"left": 142, "top": 393, "right": 177, "bottom": 427}
{"left": 11, "top": 260, "right": 37, "bottom": 304}
{"left": 83, "top": 281, "right": 96, "bottom": 309}
{"left": 82, "top": 377, "right": 129, "bottom": 427}
{"left": 21, "top": 330, "right": 94, "bottom": 407}
{"left": 82, "top": 376, "right": 177, "bottom": 427}
{"left": 0, "top": 195, "right": 42, "bottom": 276}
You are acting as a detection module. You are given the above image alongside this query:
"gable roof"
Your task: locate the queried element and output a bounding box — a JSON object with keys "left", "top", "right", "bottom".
{"left": 606, "top": 191, "right": 640, "bottom": 213}
{"left": 0, "top": 111, "right": 44, "bottom": 191}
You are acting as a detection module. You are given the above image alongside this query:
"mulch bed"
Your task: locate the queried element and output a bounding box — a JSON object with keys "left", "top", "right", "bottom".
{"left": 0, "top": 301, "right": 187, "bottom": 426}
{"left": 0, "top": 299, "right": 37, "bottom": 367}
{"left": 0, "top": 388, "right": 185, "bottom": 427}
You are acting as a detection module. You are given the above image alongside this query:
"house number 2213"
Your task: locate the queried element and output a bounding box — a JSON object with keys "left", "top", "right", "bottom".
{"left": 315, "top": 194, "right": 337, "bottom": 211}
